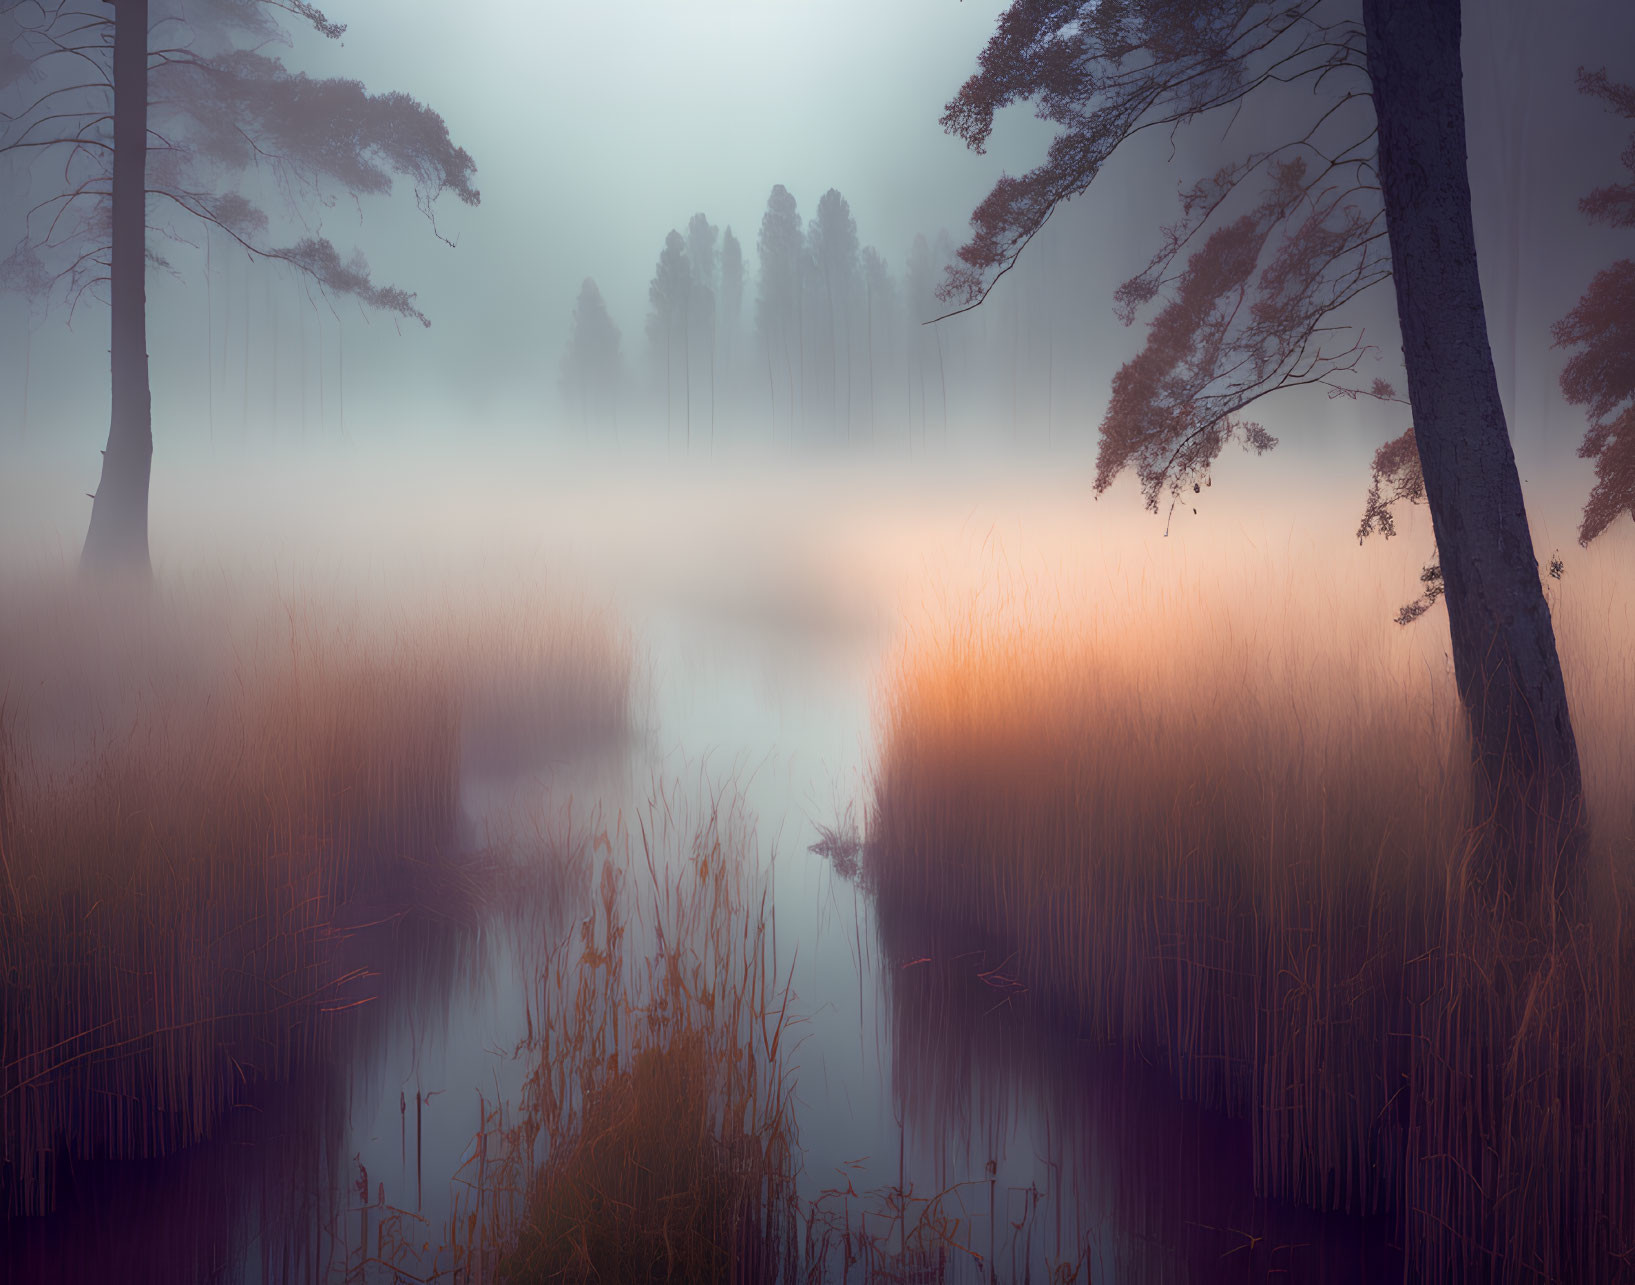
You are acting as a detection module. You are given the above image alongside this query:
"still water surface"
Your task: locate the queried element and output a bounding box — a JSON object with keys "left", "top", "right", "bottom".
{"left": 7, "top": 462, "right": 1409, "bottom": 1282}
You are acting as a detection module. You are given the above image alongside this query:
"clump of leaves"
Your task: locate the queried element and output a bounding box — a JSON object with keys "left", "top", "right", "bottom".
{"left": 810, "top": 805, "right": 867, "bottom": 885}
{"left": 1354, "top": 425, "right": 1449, "bottom": 626}
{"left": 1357, "top": 424, "right": 1423, "bottom": 542}
{"left": 1554, "top": 69, "right": 1635, "bottom": 545}
{"left": 1394, "top": 560, "right": 1444, "bottom": 628}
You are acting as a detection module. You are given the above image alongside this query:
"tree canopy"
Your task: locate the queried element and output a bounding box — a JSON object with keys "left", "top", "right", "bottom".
{"left": 0, "top": 0, "right": 479, "bottom": 326}
{"left": 1554, "top": 67, "right": 1635, "bottom": 545}
{"left": 940, "top": 2, "right": 1390, "bottom": 509}
{"left": 941, "top": 0, "right": 1586, "bottom": 897}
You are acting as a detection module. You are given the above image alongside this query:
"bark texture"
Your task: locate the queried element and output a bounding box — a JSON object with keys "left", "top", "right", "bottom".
{"left": 1363, "top": 0, "right": 1583, "bottom": 894}
{"left": 81, "top": 0, "right": 153, "bottom": 579}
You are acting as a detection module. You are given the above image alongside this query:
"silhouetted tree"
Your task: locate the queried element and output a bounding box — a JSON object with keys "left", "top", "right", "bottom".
{"left": 1554, "top": 67, "right": 1635, "bottom": 546}
{"left": 686, "top": 213, "right": 719, "bottom": 448}
{"left": 797, "top": 236, "right": 824, "bottom": 431}
{"left": 719, "top": 226, "right": 744, "bottom": 397}
{"left": 647, "top": 229, "right": 691, "bottom": 447}
{"left": 810, "top": 188, "right": 860, "bottom": 439}
{"left": 0, "top": 0, "right": 479, "bottom": 579}
{"left": 861, "top": 245, "right": 897, "bottom": 440}
{"left": 685, "top": 213, "right": 718, "bottom": 296}
{"left": 904, "top": 234, "right": 949, "bottom": 443}
{"left": 931, "top": 230, "right": 955, "bottom": 435}
{"left": 943, "top": 0, "right": 1582, "bottom": 894}
{"left": 756, "top": 185, "right": 803, "bottom": 428}
{"left": 559, "top": 278, "right": 621, "bottom": 438}
{"left": 904, "top": 234, "right": 936, "bottom": 445}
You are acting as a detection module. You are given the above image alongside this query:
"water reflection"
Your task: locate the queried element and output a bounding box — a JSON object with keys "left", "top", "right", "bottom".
{"left": 2, "top": 476, "right": 1450, "bottom": 1282}
{"left": 870, "top": 888, "right": 1404, "bottom": 1283}
{"left": 2, "top": 865, "right": 513, "bottom": 1284}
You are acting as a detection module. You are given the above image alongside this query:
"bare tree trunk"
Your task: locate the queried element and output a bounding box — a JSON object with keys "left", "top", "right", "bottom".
{"left": 82, "top": 0, "right": 152, "bottom": 579}
{"left": 268, "top": 271, "right": 279, "bottom": 432}
{"left": 934, "top": 324, "right": 948, "bottom": 444}
{"left": 824, "top": 272, "right": 838, "bottom": 437}
{"left": 21, "top": 320, "right": 30, "bottom": 437}
{"left": 765, "top": 333, "right": 775, "bottom": 417}
{"left": 206, "top": 226, "right": 214, "bottom": 442}
{"left": 1363, "top": 0, "right": 1583, "bottom": 895}
{"left": 1011, "top": 283, "right": 1019, "bottom": 439}
{"left": 242, "top": 249, "right": 250, "bottom": 431}
{"left": 314, "top": 294, "right": 324, "bottom": 434}
{"left": 783, "top": 328, "right": 795, "bottom": 436}
{"left": 269, "top": 273, "right": 278, "bottom": 431}
{"left": 219, "top": 230, "right": 231, "bottom": 408}
{"left": 865, "top": 279, "right": 875, "bottom": 441}
{"left": 917, "top": 339, "right": 927, "bottom": 447}
{"left": 1046, "top": 305, "right": 1054, "bottom": 449}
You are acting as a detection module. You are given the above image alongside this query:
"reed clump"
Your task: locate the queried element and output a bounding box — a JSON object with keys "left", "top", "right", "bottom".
{"left": 867, "top": 568, "right": 1635, "bottom": 1283}
{"left": 0, "top": 578, "right": 633, "bottom": 1218}
{"left": 442, "top": 784, "right": 800, "bottom": 1284}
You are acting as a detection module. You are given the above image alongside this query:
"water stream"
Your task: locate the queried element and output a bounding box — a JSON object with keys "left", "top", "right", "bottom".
{"left": 5, "top": 462, "right": 1412, "bottom": 1282}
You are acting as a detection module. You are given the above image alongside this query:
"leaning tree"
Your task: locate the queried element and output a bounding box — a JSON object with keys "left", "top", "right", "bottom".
{"left": 0, "top": 0, "right": 479, "bottom": 577}
{"left": 941, "top": 0, "right": 1583, "bottom": 896}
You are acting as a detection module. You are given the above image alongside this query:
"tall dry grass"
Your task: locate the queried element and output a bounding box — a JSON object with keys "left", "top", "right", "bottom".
{"left": 872, "top": 905, "right": 1402, "bottom": 1283}
{"left": 867, "top": 556, "right": 1635, "bottom": 1283}
{"left": 368, "top": 779, "right": 801, "bottom": 1285}
{"left": 0, "top": 574, "right": 633, "bottom": 1218}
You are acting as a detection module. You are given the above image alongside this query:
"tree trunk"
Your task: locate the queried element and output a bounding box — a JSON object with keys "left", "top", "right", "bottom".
{"left": 795, "top": 275, "right": 804, "bottom": 433}
{"left": 82, "top": 0, "right": 152, "bottom": 578}
{"left": 21, "top": 320, "right": 30, "bottom": 437}
{"left": 934, "top": 325, "right": 947, "bottom": 441}
{"left": 865, "top": 280, "right": 875, "bottom": 441}
{"left": 1362, "top": 0, "right": 1583, "bottom": 895}
{"left": 917, "top": 339, "right": 927, "bottom": 447}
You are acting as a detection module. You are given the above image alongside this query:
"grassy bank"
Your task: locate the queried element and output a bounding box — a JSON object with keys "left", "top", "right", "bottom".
{"left": 867, "top": 565, "right": 1635, "bottom": 1282}
{"left": 0, "top": 576, "right": 632, "bottom": 1217}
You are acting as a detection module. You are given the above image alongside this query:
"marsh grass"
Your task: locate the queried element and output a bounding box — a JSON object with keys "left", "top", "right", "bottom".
{"left": 874, "top": 899, "right": 1405, "bottom": 1283}
{"left": 3, "top": 1071, "right": 350, "bottom": 1285}
{"left": 867, "top": 565, "right": 1635, "bottom": 1283}
{"left": 372, "top": 781, "right": 803, "bottom": 1284}
{"left": 0, "top": 575, "right": 633, "bottom": 1219}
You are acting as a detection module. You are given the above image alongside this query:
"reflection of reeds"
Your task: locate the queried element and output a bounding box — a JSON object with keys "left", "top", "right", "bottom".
{"left": 4, "top": 1071, "right": 348, "bottom": 1285}
{"left": 875, "top": 902, "right": 1402, "bottom": 1284}
{"left": 868, "top": 575, "right": 1635, "bottom": 1283}
{"left": 0, "top": 578, "right": 633, "bottom": 1221}
{"left": 427, "top": 781, "right": 801, "bottom": 1284}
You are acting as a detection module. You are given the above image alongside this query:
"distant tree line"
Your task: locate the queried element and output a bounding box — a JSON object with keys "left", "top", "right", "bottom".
{"left": 556, "top": 184, "right": 1067, "bottom": 451}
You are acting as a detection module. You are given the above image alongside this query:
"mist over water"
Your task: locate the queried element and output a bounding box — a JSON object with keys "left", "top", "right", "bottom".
{"left": 6, "top": 0, "right": 1635, "bottom": 1279}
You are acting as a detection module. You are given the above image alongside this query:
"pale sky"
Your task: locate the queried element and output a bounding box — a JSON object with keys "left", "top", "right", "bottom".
{"left": 269, "top": 0, "right": 1052, "bottom": 400}
{"left": 3, "top": 0, "right": 1634, "bottom": 500}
